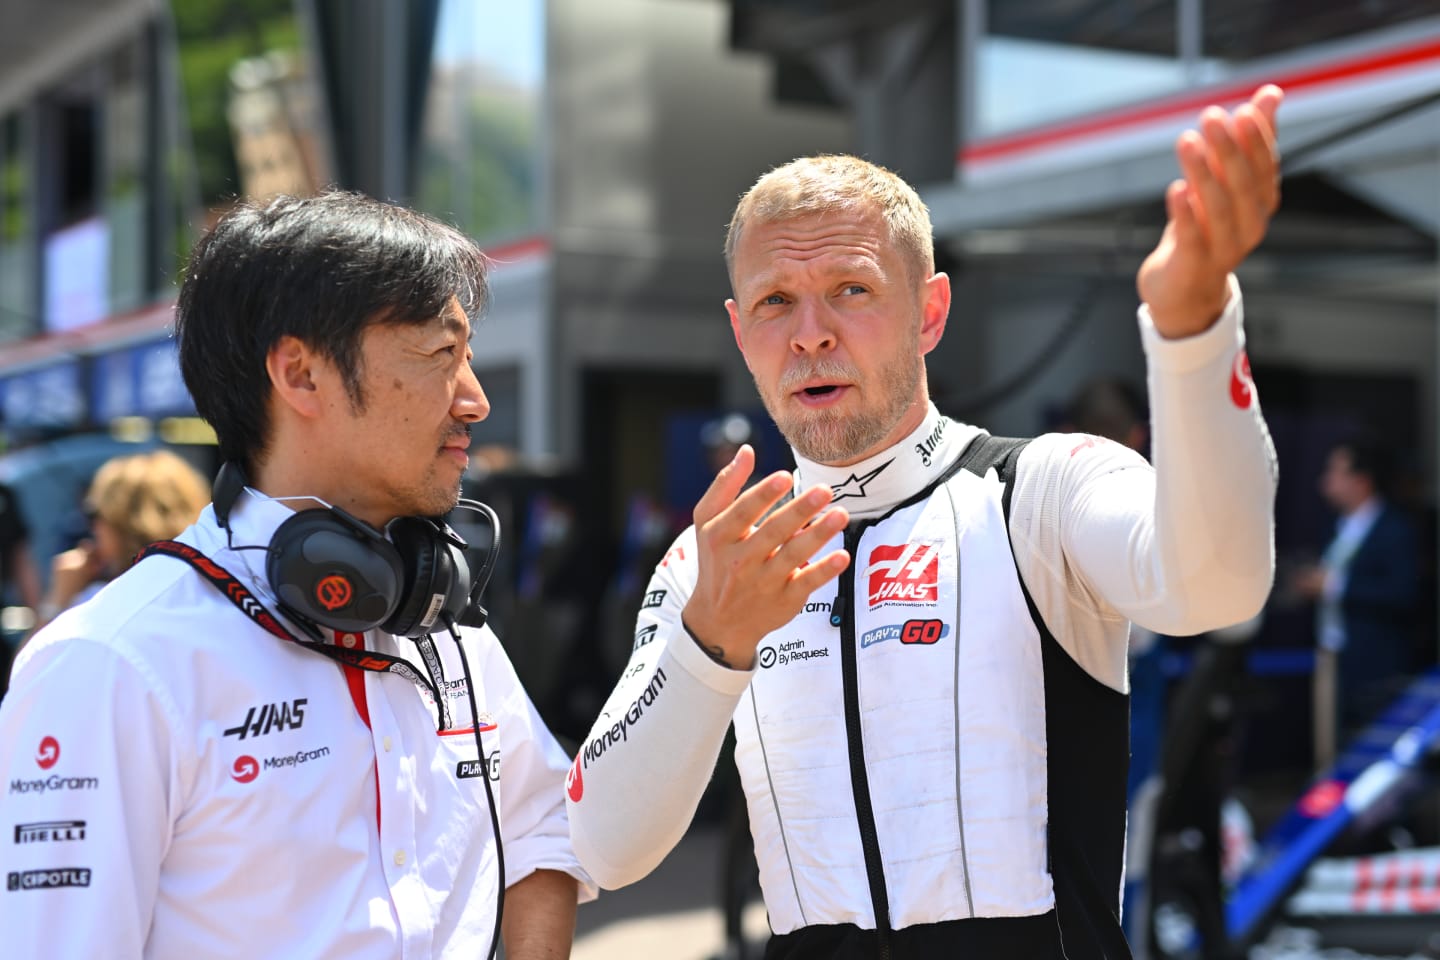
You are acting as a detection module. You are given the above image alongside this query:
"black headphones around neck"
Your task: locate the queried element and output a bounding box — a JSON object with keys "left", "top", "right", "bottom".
{"left": 213, "top": 462, "right": 498, "bottom": 639}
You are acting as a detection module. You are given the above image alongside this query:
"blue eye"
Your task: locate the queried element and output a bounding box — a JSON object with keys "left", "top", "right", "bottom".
{"left": 763, "top": 294, "right": 785, "bottom": 306}
{"left": 842, "top": 284, "right": 867, "bottom": 295}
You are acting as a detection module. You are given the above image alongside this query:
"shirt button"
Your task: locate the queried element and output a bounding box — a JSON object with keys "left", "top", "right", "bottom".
{"left": 393, "top": 850, "right": 406, "bottom": 867}
{"left": 382, "top": 736, "right": 393, "bottom": 753}
{"left": 341, "top": 634, "right": 358, "bottom": 649}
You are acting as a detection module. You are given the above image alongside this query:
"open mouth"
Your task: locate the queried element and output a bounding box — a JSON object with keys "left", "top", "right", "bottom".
{"left": 802, "top": 385, "right": 839, "bottom": 397}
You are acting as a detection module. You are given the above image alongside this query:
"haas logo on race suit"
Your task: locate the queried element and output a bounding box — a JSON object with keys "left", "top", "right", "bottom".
{"left": 866, "top": 543, "right": 940, "bottom": 607}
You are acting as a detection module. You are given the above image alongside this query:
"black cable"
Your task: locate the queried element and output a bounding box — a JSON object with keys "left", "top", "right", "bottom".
{"left": 447, "top": 615, "right": 506, "bottom": 960}
{"left": 453, "top": 498, "right": 501, "bottom": 628}
{"left": 441, "top": 498, "right": 507, "bottom": 960}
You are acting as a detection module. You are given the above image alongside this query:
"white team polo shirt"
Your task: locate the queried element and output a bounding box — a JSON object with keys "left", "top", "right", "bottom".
{"left": 0, "top": 491, "right": 595, "bottom": 958}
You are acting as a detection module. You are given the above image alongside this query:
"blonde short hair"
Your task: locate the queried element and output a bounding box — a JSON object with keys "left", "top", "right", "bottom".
{"left": 724, "top": 155, "right": 935, "bottom": 283}
{"left": 86, "top": 450, "right": 212, "bottom": 565}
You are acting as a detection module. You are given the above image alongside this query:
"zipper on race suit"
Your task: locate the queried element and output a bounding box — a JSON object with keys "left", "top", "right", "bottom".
{"left": 836, "top": 522, "right": 893, "bottom": 960}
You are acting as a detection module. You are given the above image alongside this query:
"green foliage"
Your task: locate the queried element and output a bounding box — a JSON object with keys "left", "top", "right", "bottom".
{"left": 169, "top": 0, "right": 301, "bottom": 207}
{"left": 418, "top": 88, "right": 540, "bottom": 245}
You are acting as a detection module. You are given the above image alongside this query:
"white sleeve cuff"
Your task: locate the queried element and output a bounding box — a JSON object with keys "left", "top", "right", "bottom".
{"left": 667, "top": 624, "right": 757, "bottom": 696}
{"left": 1138, "top": 273, "right": 1245, "bottom": 374}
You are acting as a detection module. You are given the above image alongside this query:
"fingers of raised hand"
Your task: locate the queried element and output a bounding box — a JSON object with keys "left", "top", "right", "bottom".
{"left": 769, "top": 504, "right": 849, "bottom": 572}
{"left": 702, "top": 471, "right": 795, "bottom": 544}
{"left": 745, "top": 484, "right": 835, "bottom": 556}
{"left": 1179, "top": 103, "right": 1276, "bottom": 266}
{"left": 1234, "top": 102, "right": 1281, "bottom": 216}
{"left": 787, "top": 548, "right": 851, "bottom": 599}
{"left": 692, "top": 444, "right": 756, "bottom": 527}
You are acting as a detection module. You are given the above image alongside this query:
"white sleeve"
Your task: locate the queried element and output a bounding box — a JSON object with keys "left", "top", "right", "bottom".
{"left": 470, "top": 625, "right": 597, "bottom": 902}
{"left": 0, "top": 631, "right": 182, "bottom": 959}
{"left": 566, "top": 526, "right": 754, "bottom": 890}
{"left": 1009, "top": 277, "right": 1277, "bottom": 686}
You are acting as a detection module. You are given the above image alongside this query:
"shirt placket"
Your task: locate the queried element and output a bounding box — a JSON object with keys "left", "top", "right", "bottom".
{"left": 343, "top": 630, "right": 431, "bottom": 959}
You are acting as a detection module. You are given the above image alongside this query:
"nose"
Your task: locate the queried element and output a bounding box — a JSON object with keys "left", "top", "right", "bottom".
{"left": 789, "top": 298, "right": 837, "bottom": 355}
{"left": 453, "top": 360, "right": 490, "bottom": 423}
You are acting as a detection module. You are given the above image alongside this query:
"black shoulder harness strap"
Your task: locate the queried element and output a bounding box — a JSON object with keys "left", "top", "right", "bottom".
{"left": 950, "top": 432, "right": 1032, "bottom": 508}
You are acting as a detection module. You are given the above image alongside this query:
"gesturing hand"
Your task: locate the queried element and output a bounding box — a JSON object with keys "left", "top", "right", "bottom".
{"left": 1138, "top": 84, "right": 1283, "bottom": 339}
{"left": 682, "top": 445, "right": 850, "bottom": 670}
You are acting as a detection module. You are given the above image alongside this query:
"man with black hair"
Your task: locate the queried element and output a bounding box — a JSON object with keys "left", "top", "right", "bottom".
{"left": 0, "top": 192, "right": 593, "bottom": 958}
{"left": 1294, "top": 432, "right": 1420, "bottom": 763}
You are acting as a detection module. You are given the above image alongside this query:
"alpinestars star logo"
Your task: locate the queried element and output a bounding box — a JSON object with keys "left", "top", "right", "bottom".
{"left": 829, "top": 460, "right": 893, "bottom": 502}
{"left": 866, "top": 542, "right": 940, "bottom": 607}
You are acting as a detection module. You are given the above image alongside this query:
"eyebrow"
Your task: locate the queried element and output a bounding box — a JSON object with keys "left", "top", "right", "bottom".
{"left": 438, "top": 309, "right": 473, "bottom": 341}
{"left": 744, "top": 258, "right": 884, "bottom": 298}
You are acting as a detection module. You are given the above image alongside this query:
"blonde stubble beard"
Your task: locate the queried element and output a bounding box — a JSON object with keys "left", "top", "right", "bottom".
{"left": 757, "top": 327, "right": 923, "bottom": 466}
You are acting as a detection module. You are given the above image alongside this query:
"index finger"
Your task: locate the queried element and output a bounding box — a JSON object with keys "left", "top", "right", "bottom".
{"left": 705, "top": 470, "right": 797, "bottom": 543}
{"left": 1250, "top": 84, "right": 1283, "bottom": 141}
{"left": 692, "top": 444, "right": 756, "bottom": 526}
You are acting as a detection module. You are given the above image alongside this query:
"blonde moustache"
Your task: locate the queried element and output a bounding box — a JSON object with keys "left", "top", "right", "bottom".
{"left": 776, "top": 360, "right": 860, "bottom": 394}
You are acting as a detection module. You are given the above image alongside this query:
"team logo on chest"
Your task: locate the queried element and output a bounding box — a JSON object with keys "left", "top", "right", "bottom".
{"left": 866, "top": 542, "right": 941, "bottom": 608}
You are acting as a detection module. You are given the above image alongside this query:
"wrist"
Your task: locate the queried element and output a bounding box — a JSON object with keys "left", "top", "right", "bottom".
{"left": 681, "top": 616, "right": 753, "bottom": 671}
{"left": 1147, "top": 279, "right": 1231, "bottom": 340}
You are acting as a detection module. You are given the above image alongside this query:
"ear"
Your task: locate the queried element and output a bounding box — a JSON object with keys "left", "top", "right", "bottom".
{"left": 725, "top": 299, "right": 749, "bottom": 363}
{"left": 265, "top": 335, "right": 326, "bottom": 419}
{"left": 918, "top": 272, "right": 950, "bottom": 356}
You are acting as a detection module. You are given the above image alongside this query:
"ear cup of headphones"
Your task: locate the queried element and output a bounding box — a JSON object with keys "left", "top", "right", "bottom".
{"left": 383, "top": 517, "right": 474, "bottom": 637}
{"left": 267, "top": 509, "right": 405, "bottom": 634}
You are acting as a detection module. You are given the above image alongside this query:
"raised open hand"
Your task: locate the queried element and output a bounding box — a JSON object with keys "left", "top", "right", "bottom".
{"left": 681, "top": 445, "right": 850, "bottom": 669}
{"left": 1137, "top": 84, "right": 1283, "bottom": 339}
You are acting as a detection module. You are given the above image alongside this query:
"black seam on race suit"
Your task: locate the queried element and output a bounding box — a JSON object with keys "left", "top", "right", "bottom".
{"left": 749, "top": 684, "right": 809, "bottom": 926}
{"left": 941, "top": 479, "right": 976, "bottom": 918}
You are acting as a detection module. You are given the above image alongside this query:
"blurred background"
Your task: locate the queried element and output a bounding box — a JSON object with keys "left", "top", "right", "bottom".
{"left": 3, "top": 1, "right": 1440, "bottom": 957}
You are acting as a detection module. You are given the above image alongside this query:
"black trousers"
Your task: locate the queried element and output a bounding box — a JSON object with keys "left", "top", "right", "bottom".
{"left": 765, "top": 912, "right": 1066, "bottom": 960}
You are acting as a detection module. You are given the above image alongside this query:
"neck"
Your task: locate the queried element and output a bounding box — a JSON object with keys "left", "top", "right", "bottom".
{"left": 791, "top": 403, "right": 982, "bottom": 520}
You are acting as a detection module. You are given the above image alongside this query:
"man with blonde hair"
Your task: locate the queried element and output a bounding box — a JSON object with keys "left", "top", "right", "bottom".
{"left": 570, "top": 87, "right": 1283, "bottom": 958}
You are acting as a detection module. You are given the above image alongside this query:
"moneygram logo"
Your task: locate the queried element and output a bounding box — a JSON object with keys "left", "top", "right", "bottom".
{"left": 231, "top": 756, "right": 259, "bottom": 784}
{"left": 35, "top": 736, "right": 59, "bottom": 770}
{"left": 566, "top": 755, "right": 583, "bottom": 802}
{"left": 8, "top": 775, "right": 98, "bottom": 796}
{"left": 866, "top": 543, "right": 940, "bottom": 607}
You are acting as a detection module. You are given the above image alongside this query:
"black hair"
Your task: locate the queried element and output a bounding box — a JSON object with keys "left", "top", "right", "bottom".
{"left": 1333, "top": 430, "right": 1393, "bottom": 496}
{"left": 174, "top": 191, "right": 488, "bottom": 472}
{"left": 1065, "top": 377, "right": 1147, "bottom": 444}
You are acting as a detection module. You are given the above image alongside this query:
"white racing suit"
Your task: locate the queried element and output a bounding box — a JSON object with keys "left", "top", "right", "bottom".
{"left": 567, "top": 281, "right": 1277, "bottom": 958}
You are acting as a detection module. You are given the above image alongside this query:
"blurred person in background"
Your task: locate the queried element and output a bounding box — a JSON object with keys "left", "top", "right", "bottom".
{"left": 1292, "top": 431, "right": 1420, "bottom": 768}
{"left": 0, "top": 478, "right": 43, "bottom": 695}
{"left": 31, "top": 449, "right": 211, "bottom": 633}
{"left": 568, "top": 86, "right": 1283, "bottom": 958}
{"left": 0, "top": 192, "right": 592, "bottom": 959}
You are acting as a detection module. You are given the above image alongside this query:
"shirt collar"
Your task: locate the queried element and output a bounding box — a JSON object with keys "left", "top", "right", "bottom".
{"left": 791, "top": 403, "right": 983, "bottom": 520}
{"left": 190, "top": 488, "right": 302, "bottom": 617}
